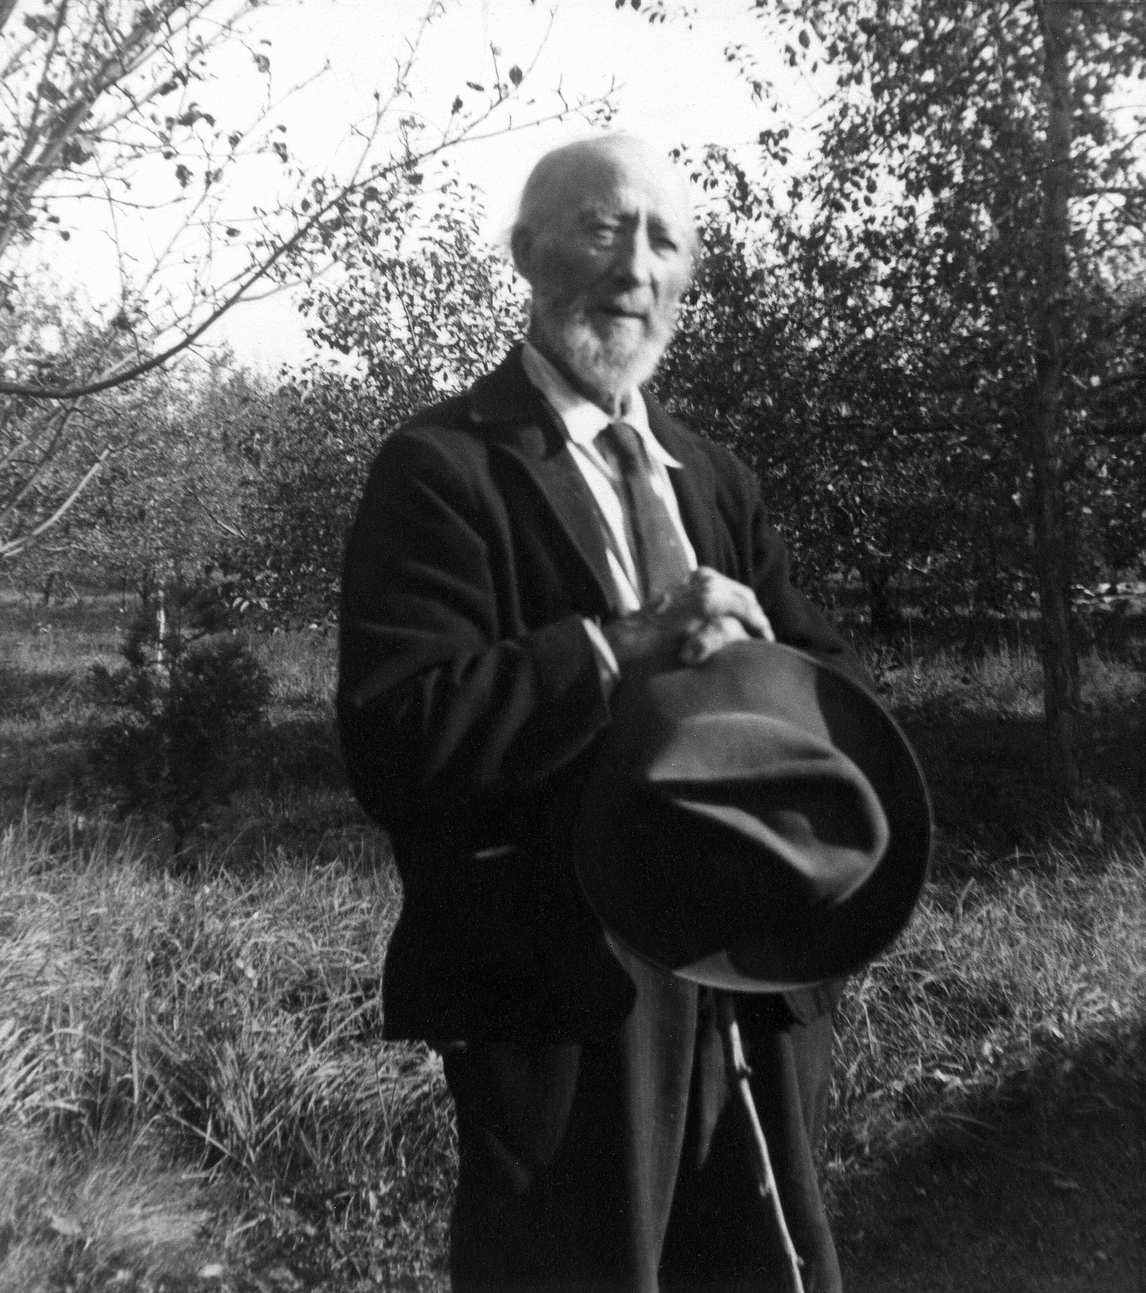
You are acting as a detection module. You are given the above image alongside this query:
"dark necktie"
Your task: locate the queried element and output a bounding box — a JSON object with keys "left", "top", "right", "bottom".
{"left": 595, "top": 421, "right": 692, "bottom": 602}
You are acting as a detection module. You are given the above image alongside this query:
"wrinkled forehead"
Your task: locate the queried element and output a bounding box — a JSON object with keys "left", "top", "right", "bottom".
{"left": 523, "top": 140, "right": 694, "bottom": 241}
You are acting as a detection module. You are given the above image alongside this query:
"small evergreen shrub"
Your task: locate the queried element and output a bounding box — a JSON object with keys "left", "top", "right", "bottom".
{"left": 90, "top": 578, "right": 272, "bottom": 851}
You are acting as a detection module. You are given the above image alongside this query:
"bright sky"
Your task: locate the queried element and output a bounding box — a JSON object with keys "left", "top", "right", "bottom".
{"left": 199, "top": 0, "right": 820, "bottom": 371}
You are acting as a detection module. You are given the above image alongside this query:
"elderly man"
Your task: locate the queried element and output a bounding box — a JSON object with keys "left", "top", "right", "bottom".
{"left": 338, "top": 134, "right": 855, "bottom": 1291}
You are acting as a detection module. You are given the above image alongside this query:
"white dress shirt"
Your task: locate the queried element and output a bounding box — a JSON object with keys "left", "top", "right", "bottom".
{"left": 520, "top": 342, "right": 698, "bottom": 686}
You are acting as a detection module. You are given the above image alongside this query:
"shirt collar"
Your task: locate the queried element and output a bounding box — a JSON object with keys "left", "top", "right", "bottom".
{"left": 521, "top": 341, "right": 682, "bottom": 469}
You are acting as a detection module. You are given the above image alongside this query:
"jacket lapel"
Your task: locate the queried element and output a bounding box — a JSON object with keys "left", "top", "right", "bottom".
{"left": 645, "top": 394, "right": 721, "bottom": 565}
{"left": 468, "top": 349, "right": 618, "bottom": 614}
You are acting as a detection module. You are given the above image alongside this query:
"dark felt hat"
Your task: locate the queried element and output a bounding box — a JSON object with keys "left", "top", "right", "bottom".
{"left": 573, "top": 640, "right": 931, "bottom": 991}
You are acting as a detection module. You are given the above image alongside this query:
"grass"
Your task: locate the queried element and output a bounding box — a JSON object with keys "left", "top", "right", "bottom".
{"left": 1, "top": 594, "right": 1144, "bottom": 1289}
{"left": 828, "top": 839, "right": 1145, "bottom": 1172}
{"left": 0, "top": 813, "right": 454, "bottom": 1291}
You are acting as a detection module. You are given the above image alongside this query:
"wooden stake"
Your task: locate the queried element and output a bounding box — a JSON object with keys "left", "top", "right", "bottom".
{"left": 716, "top": 993, "right": 806, "bottom": 1293}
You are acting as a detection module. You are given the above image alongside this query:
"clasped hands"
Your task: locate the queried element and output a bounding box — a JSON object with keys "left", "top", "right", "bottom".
{"left": 602, "top": 567, "right": 775, "bottom": 671}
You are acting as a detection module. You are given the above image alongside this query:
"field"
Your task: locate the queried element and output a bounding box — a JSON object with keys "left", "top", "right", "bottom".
{"left": 1, "top": 594, "right": 1143, "bottom": 1292}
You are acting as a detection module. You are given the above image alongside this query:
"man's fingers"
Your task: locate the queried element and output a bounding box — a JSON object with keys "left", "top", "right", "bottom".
{"left": 688, "top": 567, "right": 772, "bottom": 638}
{"left": 678, "top": 621, "right": 722, "bottom": 666}
{"left": 679, "top": 615, "right": 748, "bottom": 665}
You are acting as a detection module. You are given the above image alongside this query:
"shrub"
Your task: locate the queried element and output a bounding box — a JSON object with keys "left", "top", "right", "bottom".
{"left": 89, "top": 578, "right": 271, "bottom": 851}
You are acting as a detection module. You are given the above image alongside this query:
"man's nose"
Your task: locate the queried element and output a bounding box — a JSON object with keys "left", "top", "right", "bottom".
{"left": 610, "top": 226, "right": 654, "bottom": 288}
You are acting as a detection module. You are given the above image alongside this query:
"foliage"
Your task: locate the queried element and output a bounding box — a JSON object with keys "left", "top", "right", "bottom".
{"left": 224, "top": 369, "right": 394, "bottom": 624}
{"left": 739, "top": 0, "right": 1146, "bottom": 788}
{"left": 69, "top": 358, "right": 262, "bottom": 589}
{"left": 660, "top": 208, "right": 1025, "bottom": 630}
{"left": 659, "top": 2, "right": 1146, "bottom": 645}
{"left": 0, "top": 0, "right": 280, "bottom": 558}
{"left": 0, "top": 0, "right": 611, "bottom": 558}
{"left": 230, "top": 181, "right": 526, "bottom": 623}
{"left": 1, "top": 1, "right": 261, "bottom": 278}
{"left": 294, "top": 174, "right": 527, "bottom": 393}
{"left": 89, "top": 577, "right": 271, "bottom": 849}
{"left": 0, "top": 0, "right": 555, "bottom": 399}
{"left": 8, "top": 349, "right": 266, "bottom": 587}
{"left": 0, "top": 282, "right": 146, "bottom": 560}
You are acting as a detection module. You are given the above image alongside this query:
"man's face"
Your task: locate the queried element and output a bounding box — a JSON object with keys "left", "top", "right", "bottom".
{"left": 516, "top": 144, "right": 694, "bottom": 407}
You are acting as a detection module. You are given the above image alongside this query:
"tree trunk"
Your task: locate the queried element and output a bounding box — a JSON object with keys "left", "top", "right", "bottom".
{"left": 1030, "top": 0, "right": 1081, "bottom": 799}
{"left": 863, "top": 556, "right": 902, "bottom": 639}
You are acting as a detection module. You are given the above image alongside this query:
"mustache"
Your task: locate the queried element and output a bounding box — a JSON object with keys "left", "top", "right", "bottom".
{"left": 591, "top": 296, "right": 657, "bottom": 318}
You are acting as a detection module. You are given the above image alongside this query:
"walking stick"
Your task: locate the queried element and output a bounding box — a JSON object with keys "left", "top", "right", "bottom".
{"left": 716, "top": 993, "right": 807, "bottom": 1293}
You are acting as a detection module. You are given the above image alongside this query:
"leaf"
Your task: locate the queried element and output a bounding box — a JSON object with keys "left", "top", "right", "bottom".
{"left": 509, "top": 65, "right": 523, "bottom": 86}
{"left": 450, "top": 96, "right": 463, "bottom": 114}
{"left": 253, "top": 52, "right": 271, "bottom": 74}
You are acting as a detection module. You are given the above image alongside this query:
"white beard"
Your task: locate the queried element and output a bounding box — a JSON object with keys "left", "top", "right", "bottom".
{"left": 531, "top": 301, "right": 672, "bottom": 406}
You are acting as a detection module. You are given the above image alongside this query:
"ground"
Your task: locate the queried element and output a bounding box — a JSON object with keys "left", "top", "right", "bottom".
{"left": 834, "top": 1028, "right": 1145, "bottom": 1293}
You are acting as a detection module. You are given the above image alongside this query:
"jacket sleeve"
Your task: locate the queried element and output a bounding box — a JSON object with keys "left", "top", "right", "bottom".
{"left": 724, "top": 455, "right": 866, "bottom": 681}
{"left": 337, "top": 425, "right": 612, "bottom": 829}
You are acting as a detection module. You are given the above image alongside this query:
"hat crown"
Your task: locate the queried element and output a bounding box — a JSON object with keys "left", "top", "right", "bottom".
{"left": 574, "top": 641, "right": 931, "bottom": 991}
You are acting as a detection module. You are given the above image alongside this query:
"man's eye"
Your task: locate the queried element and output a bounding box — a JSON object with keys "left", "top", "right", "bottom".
{"left": 589, "top": 223, "right": 618, "bottom": 244}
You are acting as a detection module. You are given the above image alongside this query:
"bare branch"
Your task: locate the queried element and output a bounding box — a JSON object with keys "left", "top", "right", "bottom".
{"left": 193, "top": 490, "right": 247, "bottom": 540}
{"left": 0, "top": 445, "right": 110, "bottom": 561}
{"left": 0, "top": 83, "right": 616, "bottom": 398}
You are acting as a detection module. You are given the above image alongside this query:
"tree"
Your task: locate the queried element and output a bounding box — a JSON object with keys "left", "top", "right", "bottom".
{"left": 1, "top": 277, "right": 267, "bottom": 569}
{"left": 0, "top": 0, "right": 612, "bottom": 557}
{"left": 224, "top": 369, "right": 394, "bottom": 624}
{"left": 1, "top": 0, "right": 289, "bottom": 399}
{"left": 229, "top": 179, "right": 525, "bottom": 622}
{"left": 658, "top": 169, "right": 1035, "bottom": 638}
{"left": 90, "top": 575, "right": 273, "bottom": 852}
{"left": 736, "top": 0, "right": 1146, "bottom": 793}
{"left": 0, "top": 281, "right": 132, "bottom": 558}
{"left": 37, "top": 353, "right": 266, "bottom": 594}
{"left": 1032, "top": 0, "right": 1080, "bottom": 794}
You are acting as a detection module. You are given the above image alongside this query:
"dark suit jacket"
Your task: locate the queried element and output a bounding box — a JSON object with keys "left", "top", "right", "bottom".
{"left": 338, "top": 347, "right": 859, "bottom": 1041}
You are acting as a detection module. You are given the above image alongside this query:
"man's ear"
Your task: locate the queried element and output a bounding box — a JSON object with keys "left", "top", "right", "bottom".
{"left": 510, "top": 225, "right": 533, "bottom": 279}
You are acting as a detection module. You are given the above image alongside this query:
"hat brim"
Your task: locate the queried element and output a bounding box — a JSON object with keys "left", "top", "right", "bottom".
{"left": 573, "top": 641, "right": 931, "bottom": 991}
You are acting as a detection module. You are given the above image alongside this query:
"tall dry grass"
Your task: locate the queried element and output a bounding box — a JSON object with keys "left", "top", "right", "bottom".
{"left": 0, "top": 811, "right": 455, "bottom": 1290}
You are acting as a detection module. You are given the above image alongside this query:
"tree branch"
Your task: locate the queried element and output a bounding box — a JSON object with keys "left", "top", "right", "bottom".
{"left": 0, "top": 445, "right": 110, "bottom": 560}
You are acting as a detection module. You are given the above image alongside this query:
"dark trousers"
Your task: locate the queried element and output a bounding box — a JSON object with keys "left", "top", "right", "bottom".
{"left": 442, "top": 946, "right": 842, "bottom": 1292}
